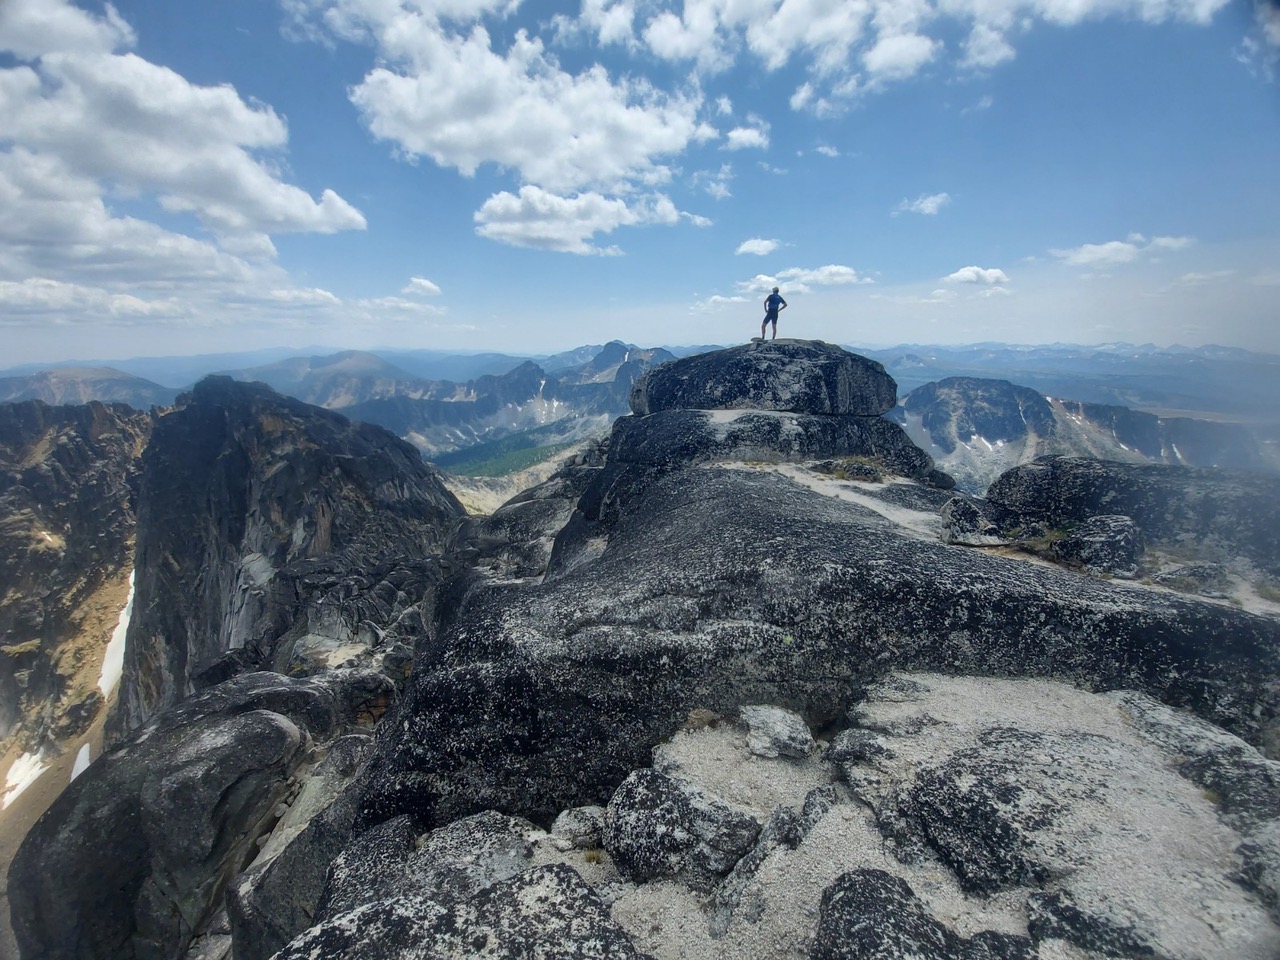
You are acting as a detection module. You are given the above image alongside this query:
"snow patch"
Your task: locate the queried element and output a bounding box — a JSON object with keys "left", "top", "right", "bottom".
{"left": 98, "top": 568, "right": 135, "bottom": 697}
{"left": 70, "top": 743, "right": 92, "bottom": 782}
{"left": 3, "top": 750, "right": 48, "bottom": 809}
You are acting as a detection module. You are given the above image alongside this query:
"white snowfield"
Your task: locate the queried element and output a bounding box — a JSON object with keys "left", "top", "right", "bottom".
{"left": 98, "top": 569, "right": 135, "bottom": 697}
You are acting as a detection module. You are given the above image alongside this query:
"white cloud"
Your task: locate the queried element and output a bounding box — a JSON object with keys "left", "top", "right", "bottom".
{"left": 2, "top": 51, "right": 366, "bottom": 244}
{"left": 267, "top": 287, "right": 342, "bottom": 305}
{"left": 895, "top": 192, "right": 951, "bottom": 216}
{"left": 403, "top": 276, "right": 443, "bottom": 296}
{"left": 474, "top": 186, "right": 687, "bottom": 254}
{"left": 0, "top": 0, "right": 135, "bottom": 59}
{"left": 816, "top": 145, "right": 840, "bottom": 157}
{"left": 694, "top": 163, "right": 734, "bottom": 200}
{"left": 692, "top": 293, "right": 750, "bottom": 312}
{"left": 961, "top": 24, "right": 1015, "bottom": 68}
{"left": 0, "top": 277, "right": 189, "bottom": 321}
{"left": 581, "top": 0, "right": 636, "bottom": 46}
{"left": 1179, "top": 269, "right": 1235, "bottom": 284}
{"left": 340, "top": 12, "right": 702, "bottom": 194}
{"left": 740, "top": 263, "right": 870, "bottom": 294}
{"left": 0, "top": 148, "right": 263, "bottom": 285}
{"left": 790, "top": 83, "right": 816, "bottom": 110}
{"left": 779, "top": 264, "right": 868, "bottom": 287}
{"left": 736, "top": 238, "right": 780, "bottom": 256}
{"left": 724, "top": 125, "right": 770, "bottom": 151}
{"left": 945, "top": 265, "right": 1010, "bottom": 284}
{"left": 1051, "top": 240, "right": 1140, "bottom": 265}
{"left": 863, "top": 33, "right": 938, "bottom": 80}
{"left": 716, "top": 95, "right": 733, "bottom": 115}
{"left": 1050, "top": 233, "right": 1195, "bottom": 266}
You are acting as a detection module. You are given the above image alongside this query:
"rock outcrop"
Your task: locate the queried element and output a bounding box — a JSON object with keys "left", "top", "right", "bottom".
{"left": 10, "top": 340, "right": 1280, "bottom": 960}
{"left": 356, "top": 342, "right": 1279, "bottom": 839}
{"left": 629, "top": 339, "right": 897, "bottom": 417}
{"left": 985, "top": 455, "right": 1280, "bottom": 576}
{"left": 108, "top": 376, "right": 464, "bottom": 739}
{"left": 0, "top": 400, "right": 150, "bottom": 741}
{"left": 9, "top": 671, "right": 392, "bottom": 960}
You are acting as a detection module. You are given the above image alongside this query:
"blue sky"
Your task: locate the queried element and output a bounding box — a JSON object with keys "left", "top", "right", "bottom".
{"left": 1, "top": 0, "right": 1278, "bottom": 365}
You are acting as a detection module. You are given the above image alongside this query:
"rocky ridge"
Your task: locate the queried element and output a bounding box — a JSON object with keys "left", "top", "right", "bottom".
{"left": 8, "top": 340, "right": 1280, "bottom": 960}
{"left": 107, "top": 375, "right": 465, "bottom": 739}
{"left": 894, "top": 376, "right": 1280, "bottom": 493}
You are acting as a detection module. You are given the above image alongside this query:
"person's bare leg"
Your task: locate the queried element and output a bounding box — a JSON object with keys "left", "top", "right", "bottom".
{"left": 761, "top": 320, "right": 767, "bottom": 339}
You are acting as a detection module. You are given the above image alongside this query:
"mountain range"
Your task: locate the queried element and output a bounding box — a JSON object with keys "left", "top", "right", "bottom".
{"left": 3, "top": 340, "right": 1278, "bottom": 960}
{"left": 3, "top": 341, "right": 1277, "bottom": 495}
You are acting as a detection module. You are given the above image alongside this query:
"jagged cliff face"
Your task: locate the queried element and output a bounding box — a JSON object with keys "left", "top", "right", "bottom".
{"left": 107, "top": 376, "right": 465, "bottom": 740}
{"left": 9, "top": 342, "right": 1280, "bottom": 960}
{"left": 897, "top": 376, "right": 1280, "bottom": 493}
{"left": 0, "top": 401, "right": 150, "bottom": 743}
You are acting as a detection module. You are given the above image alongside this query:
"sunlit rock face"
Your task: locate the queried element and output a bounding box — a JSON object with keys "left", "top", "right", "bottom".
{"left": 108, "top": 376, "right": 466, "bottom": 741}
{"left": 0, "top": 400, "right": 150, "bottom": 741}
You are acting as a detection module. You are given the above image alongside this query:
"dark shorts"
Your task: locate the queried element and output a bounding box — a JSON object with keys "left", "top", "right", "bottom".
{"left": 765, "top": 312, "right": 779, "bottom": 322}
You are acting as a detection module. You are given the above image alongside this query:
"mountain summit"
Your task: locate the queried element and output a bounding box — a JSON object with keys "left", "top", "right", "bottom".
{"left": 8, "top": 341, "right": 1280, "bottom": 960}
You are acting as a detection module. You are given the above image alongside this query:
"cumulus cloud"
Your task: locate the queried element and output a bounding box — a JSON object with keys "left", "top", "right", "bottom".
{"left": 945, "top": 265, "right": 1009, "bottom": 284}
{"left": 403, "top": 277, "right": 443, "bottom": 296}
{"left": 0, "top": 0, "right": 135, "bottom": 59}
{"left": 736, "top": 238, "right": 780, "bottom": 256}
{"left": 0, "top": 148, "right": 262, "bottom": 285}
{"left": 740, "top": 264, "right": 870, "bottom": 294}
{"left": 0, "top": 0, "right": 365, "bottom": 291}
{"left": 816, "top": 145, "right": 840, "bottom": 157}
{"left": 348, "top": 25, "right": 702, "bottom": 195}
{"left": 895, "top": 192, "right": 951, "bottom": 216}
{"left": 724, "top": 124, "right": 770, "bottom": 151}
{"left": 474, "top": 186, "right": 688, "bottom": 254}
{"left": 863, "top": 33, "right": 938, "bottom": 80}
{"left": 961, "top": 24, "right": 1015, "bottom": 68}
{"left": 0, "top": 277, "right": 189, "bottom": 321}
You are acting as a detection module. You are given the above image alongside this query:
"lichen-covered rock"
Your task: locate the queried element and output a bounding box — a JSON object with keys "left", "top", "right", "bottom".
{"left": 841, "top": 673, "right": 1280, "bottom": 959}
{"left": 630, "top": 340, "right": 897, "bottom": 417}
{"left": 739, "top": 705, "right": 815, "bottom": 759}
{"left": 551, "top": 805, "right": 607, "bottom": 851}
{"left": 985, "top": 455, "right": 1280, "bottom": 575}
{"left": 1049, "top": 514, "right": 1144, "bottom": 576}
{"left": 604, "top": 768, "right": 761, "bottom": 891}
{"left": 271, "top": 864, "right": 650, "bottom": 960}
{"left": 314, "top": 814, "right": 418, "bottom": 921}
{"left": 939, "top": 496, "right": 1005, "bottom": 546}
{"left": 360, "top": 463, "right": 1280, "bottom": 836}
{"left": 810, "top": 869, "right": 1035, "bottom": 960}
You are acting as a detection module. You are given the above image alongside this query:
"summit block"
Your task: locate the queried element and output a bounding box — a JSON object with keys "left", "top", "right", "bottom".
{"left": 629, "top": 339, "right": 898, "bottom": 417}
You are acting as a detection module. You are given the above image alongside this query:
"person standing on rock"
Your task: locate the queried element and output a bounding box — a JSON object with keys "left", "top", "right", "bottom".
{"left": 761, "top": 287, "right": 787, "bottom": 340}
